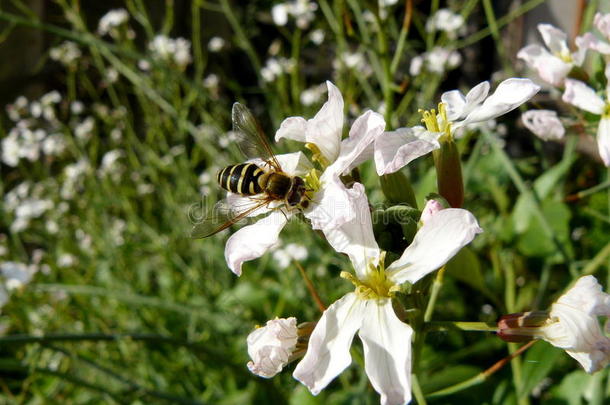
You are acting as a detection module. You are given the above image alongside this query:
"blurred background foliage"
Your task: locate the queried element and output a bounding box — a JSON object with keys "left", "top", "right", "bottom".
{"left": 0, "top": 0, "right": 608, "bottom": 403}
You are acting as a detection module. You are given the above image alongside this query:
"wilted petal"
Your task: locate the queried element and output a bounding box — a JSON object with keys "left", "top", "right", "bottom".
{"left": 575, "top": 32, "right": 610, "bottom": 55}
{"left": 387, "top": 208, "right": 482, "bottom": 284}
{"left": 359, "top": 300, "right": 413, "bottom": 405}
{"left": 517, "top": 44, "right": 571, "bottom": 86}
{"left": 521, "top": 110, "right": 565, "bottom": 141}
{"left": 322, "top": 183, "right": 380, "bottom": 278}
{"left": 293, "top": 293, "right": 366, "bottom": 394}
{"left": 562, "top": 79, "right": 605, "bottom": 115}
{"left": 597, "top": 117, "right": 610, "bottom": 167}
{"left": 374, "top": 126, "right": 441, "bottom": 175}
{"left": 225, "top": 210, "right": 289, "bottom": 275}
{"left": 329, "top": 110, "right": 385, "bottom": 176}
{"left": 247, "top": 317, "right": 298, "bottom": 378}
{"left": 305, "top": 175, "right": 356, "bottom": 231}
{"left": 538, "top": 24, "right": 569, "bottom": 56}
{"left": 459, "top": 78, "right": 540, "bottom": 125}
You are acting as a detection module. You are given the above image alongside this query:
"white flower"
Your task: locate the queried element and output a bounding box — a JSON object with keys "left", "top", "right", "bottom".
{"left": 1, "top": 261, "right": 36, "bottom": 290}
{"left": 272, "top": 243, "right": 308, "bottom": 269}
{"left": 1, "top": 131, "right": 20, "bottom": 167}
{"left": 225, "top": 82, "right": 385, "bottom": 275}
{"left": 374, "top": 126, "right": 441, "bottom": 175}
{"left": 575, "top": 12, "right": 610, "bottom": 55}
{"left": 300, "top": 83, "right": 326, "bottom": 106}
{"left": 74, "top": 116, "right": 95, "bottom": 140}
{"left": 293, "top": 186, "right": 482, "bottom": 405}
{"left": 208, "top": 36, "right": 225, "bottom": 52}
{"left": 425, "top": 8, "right": 465, "bottom": 38}
{"left": 203, "top": 74, "right": 219, "bottom": 89}
{"left": 49, "top": 41, "right": 81, "bottom": 66}
{"left": 57, "top": 253, "right": 77, "bottom": 268}
{"left": 149, "top": 35, "right": 192, "bottom": 68}
{"left": 539, "top": 276, "right": 610, "bottom": 373}
{"left": 272, "top": 1, "right": 317, "bottom": 29}
{"left": 247, "top": 317, "right": 299, "bottom": 378}
{"left": 309, "top": 29, "right": 325, "bottom": 45}
{"left": 409, "top": 47, "right": 462, "bottom": 76}
{"left": 409, "top": 55, "right": 423, "bottom": 76}
{"left": 99, "top": 149, "right": 125, "bottom": 176}
{"left": 272, "top": 4, "right": 290, "bottom": 26}
{"left": 521, "top": 110, "right": 565, "bottom": 141}
{"left": 562, "top": 65, "right": 610, "bottom": 166}
{"left": 261, "top": 58, "right": 295, "bottom": 82}
{"left": 97, "top": 8, "right": 129, "bottom": 36}
{"left": 518, "top": 24, "right": 585, "bottom": 87}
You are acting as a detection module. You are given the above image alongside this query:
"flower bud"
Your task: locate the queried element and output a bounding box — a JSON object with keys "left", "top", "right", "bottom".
{"left": 419, "top": 198, "right": 445, "bottom": 224}
{"left": 380, "top": 171, "right": 417, "bottom": 208}
{"left": 497, "top": 311, "right": 550, "bottom": 343}
{"left": 247, "top": 317, "right": 299, "bottom": 378}
{"left": 521, "top": 110, "right": 565, "bottom": 141}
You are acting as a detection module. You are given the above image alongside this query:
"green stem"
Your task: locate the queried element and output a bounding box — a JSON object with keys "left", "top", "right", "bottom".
{"left": 580, "top": 240, "right": 610, "bottom": 276}
{"left": 424, "top": 266, "right": 445, "bottom": 321}
{"left": 425, "top": 321, "right": 498, "bottom": 333}
{"left": 0, "top": 332, "right": 185, "bottom": 345}
{"left": 411, "top": 373, "right": 428, "bottom": 405}
{"left": 509, "top": 342, "right": 530, "bottom": 405}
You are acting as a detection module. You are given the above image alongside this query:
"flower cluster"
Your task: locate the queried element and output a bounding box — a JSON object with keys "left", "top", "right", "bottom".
{"left": 203, "top": 78, "right": 543, "bottom": 403}
{"left": 518, "top": 14, "right": 610, "bottom": 166}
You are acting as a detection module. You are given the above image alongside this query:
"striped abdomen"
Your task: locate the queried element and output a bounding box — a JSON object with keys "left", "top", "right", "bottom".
{"left": 216, "top": 163, "right": 265, "bottom": 195}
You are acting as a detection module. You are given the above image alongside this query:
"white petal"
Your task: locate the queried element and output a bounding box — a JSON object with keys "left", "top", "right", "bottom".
{"left": 247, "top": 317, "right": 298, "bottom": 378}
{"left": 387, "top": 208, "right": 482, "bottom": 284}
{"left": 275, "top": 117, "right": 308, "bottom": 143}
{"left": 328, "top": 110, "right": 385, "bottom": 176}
{"left": 597, "top": 117, "right": 610, "bottom": 166}
{"left": 306, "top": 81, "right": 345, "bottom": 163}
{"left": 538, "top": 24, "right": 569, "bottom": 56}
{"left": 305, "top": 175, "right": 356, "bottom": 231}
{"left": 441, "top": 89, "right": 467, "bottom": 121}
{"left": 562, "top": 79, "right": 605, "bottom": 115}
{"left": 322, "top": 182, "right": 380, "bottom": 278}
{"left": 459, "top": 78, "right": 540, "bottom": 125}
{"left": 225, "top": 210, "right": 289, "bottom": 276}
{"left": 359, "top": 300, "right": 413, "bottom": 405}
{"left": 517, "top": 45, "right": 571, "bottom": 86}
{"left": 463, "top": 81, "right": 491, "bottom": 112}
{"left": 374, "top": 127, "right": 440, "bottom": 175}
{"left": 274, "top": 151, "right": 314, "bottom": 176}
{"left": 594, "top": 12, "right": 610, "bottom": 40}
{"left": 575, "top": 32, "right": 610, "bottom": 55}
{"left": 293, "top": 293, "right": 366, "bottom": 394}
{"left": 521, "top": 110, "right": 565, "bottom": 141}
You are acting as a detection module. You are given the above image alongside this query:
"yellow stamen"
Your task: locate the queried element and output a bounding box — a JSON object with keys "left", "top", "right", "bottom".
{"left": 305, "top": 142, "right": 331, "bottom": 169}
{"left": 419, "top": 102, "right": 453, "bottom": 142}
{"left": 340, "top": 252, "right": 400, "bottom": 300}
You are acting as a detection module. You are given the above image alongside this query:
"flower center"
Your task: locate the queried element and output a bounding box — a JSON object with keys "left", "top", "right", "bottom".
{"left": 303, "top": 168, "right": 321, "bottom": 195}
{"left": 556, "top": 50, "right": 572, "bottom": 64}
{"left": 341, "top": 252, "right": 400, "bottom": 300}
{"left": 604, "top": 102, "right": 610, "bottom": 118}
{"left": 419, "top": 102, "right": 452, "bottom": 141}
{"left": 305, "top": 142, "right": 331, "bottom": 169}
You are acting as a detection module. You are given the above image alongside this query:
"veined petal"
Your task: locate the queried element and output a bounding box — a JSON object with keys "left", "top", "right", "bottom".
{"left": 374, "top": 126, "right": 441, "bottom": 175}
{"left": 538, "top": 23, "right": 569, "bottom": 56}
{"left": 274, "top": 151, "right": 314, "bottom": 176}
{"left": 306, "top": 81, "right": 345, "bottom": 163}
{"left": 459, "top": 78, "right": 540, "bottom": 125}
{"left": 293, "top": 293, "right": 366, "bottom": 394}
{"left": 359, "top": 300, "right": 413, "bottom": 405}
{"left": 517, "top": 45, "right": 571, "bottom": 86}
{"left": 328, "top": 110, "right": 386, "bottom": 176}
{"left": 387, "top": 208, "right": 482, "bottom": 284}
{"left": 597, "top": 117, "right": 610, "bottom": 167}
{"left": 225, "top": 210, "right": 289, "bottom": 276}
{"left": 305, "top": 175, "right": 356, "bottom": 231}
{"left": 463, "top": 81, "right": 491, "bottom": 112}
{"left": 274, "top": 81, "right": 344, "bottom": 164}
{"left": 562, "top": 79, "right": 605, "bottom": 115}
{"left": 322, "top": 182, "right": 380, "bottom": 278}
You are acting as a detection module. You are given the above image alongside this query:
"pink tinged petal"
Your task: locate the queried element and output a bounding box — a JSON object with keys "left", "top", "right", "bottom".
{"left": 420, "top": 199, "right": 444, "bottom": 224}
{"left": 293, "top": 293, "right": 366, "bottom": 394}
{"left": 225, "top": 210, "right": 289, "bottom": 276}
{"left": 322, "top": 183, "right": 380, "bottom": 278}
{"left": 459, "top": 78, "right": 540, "bottom": 125}
{"left": 575, "top": 32, "right": 610, "bottom": 55}
{"left": 387, "top": 208, "right": 482, "bottom": 284}
{"left": 359, "top": 300, "right": 413, "bottom": 405}
{"left": 517, "top": 45, "right": 571, "bottom": 86}
{"left": 521, "top": 110, "right": 565, "bottom": 141}
{"left": 374, "top": 127, "right": 440, "bottom": 175}
{"left": 538, "top": 24, "right": 569, "bottom": 55}
{"left": 274, "top": 151, "right": 314, "bottom": 176}
{"left": 305, "top": 175, "right": 356, "bottom": 231}
{"left": 562, "top": 79, "right": 605, "bottom": 115}
{"left": 597, "top": 117, "right": 610, "bottom": 166}
{"left": 306, "top": 81, "right": 345, "bottom": 163}
{"left": 275, "top": 117, "right": 308, "bottom": 143}
{"left": 594, "top": 12, "right": 610, "bottom": 39}
{"left": 328, "top": 110, "right": 386, "bottom": 176}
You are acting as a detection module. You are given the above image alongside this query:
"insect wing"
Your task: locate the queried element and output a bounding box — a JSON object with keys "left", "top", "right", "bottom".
{"left": 231, "top": 102, "right": 281, "bottom": 170}
{"left": 190, "top": 198, "right": 270, "bottom": 239}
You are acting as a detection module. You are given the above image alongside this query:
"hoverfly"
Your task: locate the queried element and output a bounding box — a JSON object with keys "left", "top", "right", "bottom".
{"left": 190, "top": 103, "right": 310, "bottom": 239}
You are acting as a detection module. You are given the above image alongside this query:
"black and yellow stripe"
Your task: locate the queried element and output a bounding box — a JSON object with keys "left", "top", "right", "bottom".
{"left": 216, "top": 163, "right": 264, "bottom": 195}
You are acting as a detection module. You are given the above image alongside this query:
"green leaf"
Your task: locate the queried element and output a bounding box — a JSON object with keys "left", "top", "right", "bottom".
{"left": 519, "top": 341, "right": 561, "bottom": 398}
{"left": 516, "top": 199, "right": 572, "bottom": 258}
{"left": 549, "top": 370, "right": 590, "bottom": 405}
{"left": 445, "top": 247, "right": 485, "bottom": 294}
{"left": 420, "top": 365, "right": 481, "bottom": 393}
